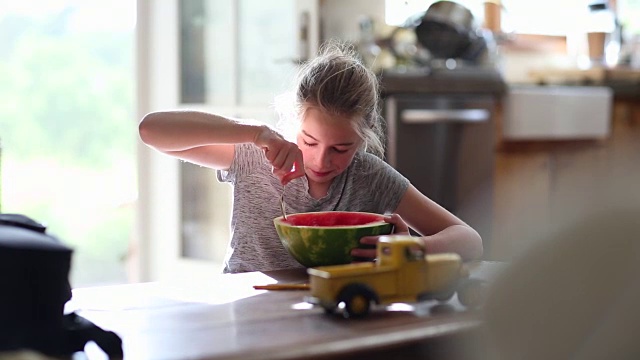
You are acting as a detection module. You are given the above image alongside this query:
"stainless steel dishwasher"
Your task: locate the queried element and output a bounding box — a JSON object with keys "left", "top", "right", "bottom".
{"left": 384, "top": 93, "right": 496, "bottom": 248}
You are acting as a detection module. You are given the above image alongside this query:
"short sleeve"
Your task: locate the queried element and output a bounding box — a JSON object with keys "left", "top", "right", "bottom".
{"left": 217, "top": 143, "right": 268, "bottom": 184}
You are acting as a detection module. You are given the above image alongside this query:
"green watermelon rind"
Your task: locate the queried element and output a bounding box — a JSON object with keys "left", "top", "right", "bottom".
{"left": 273, "top": 212, "right": 393, "bottom": 268}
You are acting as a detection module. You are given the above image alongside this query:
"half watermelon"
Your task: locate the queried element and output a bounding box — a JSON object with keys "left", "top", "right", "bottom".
{"left": 273, "top": 211, "right": 393, "bottom": 267}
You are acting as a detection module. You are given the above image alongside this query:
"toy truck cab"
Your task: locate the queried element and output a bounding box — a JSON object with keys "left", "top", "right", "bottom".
{"left": 306, "top": 235, "right": 476, "bottom": 318}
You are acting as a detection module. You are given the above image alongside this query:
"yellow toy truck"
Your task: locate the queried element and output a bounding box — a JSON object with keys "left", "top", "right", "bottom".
{"left": 305, "top": 235, "right": 484, "bottom": 318}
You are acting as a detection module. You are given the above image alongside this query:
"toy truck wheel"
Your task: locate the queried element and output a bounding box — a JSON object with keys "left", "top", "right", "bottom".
{"left": 457, "top": 278, "right": 487, "bottom": 309}
{"left": 337, "top": 284, "right": 376, "bottom": 318}
{"left": 434, "top": 288, "right": 456, "bottom": 302}
{"left": 322, "top": 305, "right": 336, "bottom": 315}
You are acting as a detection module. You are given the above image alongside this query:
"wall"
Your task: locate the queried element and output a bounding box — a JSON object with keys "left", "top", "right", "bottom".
{"left": 498, "top": 35, "right": 575, "bottom": 83}
{"left": 320, "top": 0, "right": 387, "bottom": 42}
{"left": 499, "top": 51, "right": 572, "bottom": 83}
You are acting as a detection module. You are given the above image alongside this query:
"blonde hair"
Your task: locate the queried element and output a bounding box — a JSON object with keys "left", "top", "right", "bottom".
{"left": 275, "top": 40, "right": 385, "bottom": 158}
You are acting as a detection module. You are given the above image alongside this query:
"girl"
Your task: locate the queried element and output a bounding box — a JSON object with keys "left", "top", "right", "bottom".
{"left": 138, "top": 41, "right": 483, "bottom": 273}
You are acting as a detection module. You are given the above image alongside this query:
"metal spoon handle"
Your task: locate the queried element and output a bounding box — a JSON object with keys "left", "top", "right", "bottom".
{"left": 280, "top": 186, "right": 287, "bottom": 220}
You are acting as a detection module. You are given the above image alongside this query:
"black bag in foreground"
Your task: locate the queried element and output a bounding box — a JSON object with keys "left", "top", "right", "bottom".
{"left": 0, "top": 213, "right": 123, "bottom": 358}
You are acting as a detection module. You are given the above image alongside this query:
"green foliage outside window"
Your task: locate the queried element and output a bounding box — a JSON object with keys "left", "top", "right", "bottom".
{"left": 0, "top": 4, "right": 136, "bottom": 286}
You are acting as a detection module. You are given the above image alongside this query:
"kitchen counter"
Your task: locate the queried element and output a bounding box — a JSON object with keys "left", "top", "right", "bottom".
{"left": 528, "top": 66, "right": 640, "bottom": 100}
{"left": 379, "top": 67, "right": 507, "bottom": 95}
{"left": 66, "top": 262, "right": 504, "bottom": 360}
{"left": 528, "top": 66, "right": 640, "bottom": 85}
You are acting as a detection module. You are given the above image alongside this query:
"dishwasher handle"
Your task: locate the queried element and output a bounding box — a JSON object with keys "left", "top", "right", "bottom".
{"left": 401, "top": 109, "right": 490, "bottom": 123}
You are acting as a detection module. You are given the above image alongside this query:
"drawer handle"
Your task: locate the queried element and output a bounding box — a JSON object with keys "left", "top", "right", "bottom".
{"left": 401, "top": 109, "right": 490, "bottom": 123}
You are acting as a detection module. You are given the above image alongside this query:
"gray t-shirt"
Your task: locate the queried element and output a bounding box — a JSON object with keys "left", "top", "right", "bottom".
{"left": 217, "top": 143, "right": 410, "bottom": 273}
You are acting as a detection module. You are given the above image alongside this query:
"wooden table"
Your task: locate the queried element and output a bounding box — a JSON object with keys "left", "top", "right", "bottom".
{"left": 66, "top": 262, "right": 504, "bottom": 360}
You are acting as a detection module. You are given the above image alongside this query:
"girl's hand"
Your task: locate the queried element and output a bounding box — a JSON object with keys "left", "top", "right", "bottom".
{"left": 385, "top": 213, "right": 410, "bottom": 235}
{"left": 254, "top": 125, "right": 305, "bottom": 185}
{"left": 350, "top": 213, "right": 410, "bottom": 261}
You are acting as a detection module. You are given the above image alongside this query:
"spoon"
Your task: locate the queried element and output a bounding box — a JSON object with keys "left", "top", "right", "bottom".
{"left": 280, "top": 185, "right": 287, "bottom": 220}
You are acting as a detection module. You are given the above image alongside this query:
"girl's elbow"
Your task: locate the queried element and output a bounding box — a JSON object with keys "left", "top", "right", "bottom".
{"left": 460, "top": 227, "right": 484, "bottom": 261}
{"left": 470, "top": 240, "right": 484, "bottom": 261}
{"left": 464, "top": 227, "right": 484, "bottom": 261}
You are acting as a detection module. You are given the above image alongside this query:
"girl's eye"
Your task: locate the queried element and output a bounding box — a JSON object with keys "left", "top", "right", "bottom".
{"left": 333, "top": 148, "right": 348, "bottom": 154}
{"left": 303, "top": 140, "right": 317, "bottom": 147}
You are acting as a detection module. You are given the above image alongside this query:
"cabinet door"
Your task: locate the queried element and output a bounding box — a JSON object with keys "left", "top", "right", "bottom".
{"left": 137, "top": 0, "right": 319, "bottom": 283}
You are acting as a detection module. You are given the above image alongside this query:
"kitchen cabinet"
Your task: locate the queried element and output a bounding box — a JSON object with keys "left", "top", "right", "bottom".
{"left": 492, "top": 151, "right": 553, "bottom": 259}
{"left": 491, "top": 122, "right": 637, "bottom": 261}
{"left": 502, "top": 85, "right": 612, "bottom": 141}
{"left": 493, "top": 146, "right": 608, "bottom": 259}
{"left": 136, "top": 0, "right": 319, "bottom": 282}
{"left": 490, "top": 66, "right": 640, "bottom": 260}
{"left": 528, "top": 65, "right": 640, "bottom": 125}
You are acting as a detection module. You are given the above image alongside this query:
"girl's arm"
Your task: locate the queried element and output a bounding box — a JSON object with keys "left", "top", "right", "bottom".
{"left": 138, "top": 110, "right": 304, "bottom": 183}
{"left": 355, "top": 185, "right": 483, "bottom": 261}
{"left": 395, "top": 185, "right": 484, "bottom": 261}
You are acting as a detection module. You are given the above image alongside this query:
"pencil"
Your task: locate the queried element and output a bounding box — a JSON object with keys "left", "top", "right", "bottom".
{"left": 253, "top": 283, "right": 310, "bottom": 291}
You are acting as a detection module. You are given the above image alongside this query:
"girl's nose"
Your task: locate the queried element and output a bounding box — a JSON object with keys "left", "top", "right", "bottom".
{"left": 318, "top": 148, "right": 331, "bottom": 168}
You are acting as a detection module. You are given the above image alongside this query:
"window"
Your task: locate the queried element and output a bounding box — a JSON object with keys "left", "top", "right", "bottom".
{"left": 618, "top": 0, "right": 640, "bottom": 36}
{"left": 500, "top": 0, "right": 590, "bottom": 36}
{"left": 382, "top": 246, "right": 392, "bottom": 256}
{"left": 0, "top": 0, "right": 136, "bottom": 287}
{"left": 405, "top": 245, "right": 425, "bottom": 261}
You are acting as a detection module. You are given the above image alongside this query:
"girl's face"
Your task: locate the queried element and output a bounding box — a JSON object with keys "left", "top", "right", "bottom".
{"left": 297, "top": 106, "right": 362, "bottom": 187}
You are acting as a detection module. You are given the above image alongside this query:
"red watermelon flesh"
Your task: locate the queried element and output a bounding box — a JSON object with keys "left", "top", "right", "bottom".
{"left": 282, "top": 211, "right": 384, "bottom": 226}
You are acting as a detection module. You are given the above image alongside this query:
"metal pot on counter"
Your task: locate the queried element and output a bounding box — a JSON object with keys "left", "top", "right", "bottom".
{"left": 421, "top": 0, "right": 476, "bottom": 32}
{"left": 388, "top": 0, "right": 490, "bottom": 65}
{"left": 416, "top": 0, "right": 487, "bottom": 62}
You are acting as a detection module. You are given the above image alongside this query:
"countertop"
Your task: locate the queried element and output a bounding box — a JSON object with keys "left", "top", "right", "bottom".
{"left": 528, "top": 65, "right": 640, "bottom": 84}
{"left": 528, "top": 66, "right": 640, "bottom": 100}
